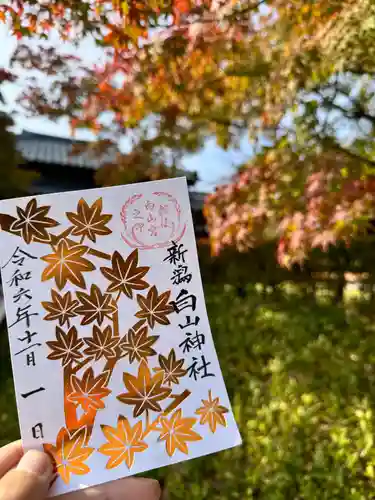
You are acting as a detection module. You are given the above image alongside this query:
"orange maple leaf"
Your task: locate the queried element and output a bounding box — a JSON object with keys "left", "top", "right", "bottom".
{"left": 66, "top": 197, "right": 112, "bottom": 243}
{"left": 83, "top": 325, "right": 119, "bottom": 361}
{"left": 135, "top": 286, "right": 174, "bottom": 329}
{"left": 118, "top": 325, "right": 158, "bottom": 363}
{"left": 99, "top": 415, "right": 148, "bottom": 469}
{"left": 44, "top": 426, "right": 94, "bottom": 484}
{"left": 154, "top": 349, "right": 187, "bottom": 386}
{"left": 42, "top": 289, "right": 78, "bottom": 327}
{"left": 174, "top": 0, "right": 191, "bottom": 14}
{"left": 68, "top": 367, "right": 111, "bottom": 412}
{"left": 101, "top": 249, "right": 150, "bottom": 298}
{"left": 41, "top": 239, "right": 95, "bottom": 290}
{"left": 195, "top": 390, "right": 229, "bottom": 433}
{"left": 117, "top": 360, "right": 171, "bottom": 417}
{"left": 75, "top": 284, "right": 117, "bottom": 325}
{"left": 158, "top": 409, "right": 202, "bottom": 457}
{"left": 10, "top": 198, "right": 59, "bottom": 244}
{"left": 46, "top": 326, "right": 84, "bottom": 366}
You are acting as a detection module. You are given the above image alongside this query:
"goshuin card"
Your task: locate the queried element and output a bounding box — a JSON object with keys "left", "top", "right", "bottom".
{"left": 0, "top": 178, "right": 241, "bottom": 496}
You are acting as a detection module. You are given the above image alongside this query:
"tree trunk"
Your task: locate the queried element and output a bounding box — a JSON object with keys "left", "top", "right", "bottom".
{"left": 335, "top": 274, "right": 346, "bottom": 303}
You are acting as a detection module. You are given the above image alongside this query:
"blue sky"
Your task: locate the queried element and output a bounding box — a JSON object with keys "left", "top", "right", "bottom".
{"left": 0, "top": 25, "right": 253, "bottom": 192}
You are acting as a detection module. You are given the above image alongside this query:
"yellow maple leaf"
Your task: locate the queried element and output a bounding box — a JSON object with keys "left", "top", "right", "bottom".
{"left": 99, "top": 415, "right": 148, "bottom": 469}
{"left": 44, "top": 426, "right": 94, "bottom": 484}
{"left": 195, "top": 390, "right": 229, "bottom": 433}
{"left": 158, "top": 409, "right": 202, "bottom": 457}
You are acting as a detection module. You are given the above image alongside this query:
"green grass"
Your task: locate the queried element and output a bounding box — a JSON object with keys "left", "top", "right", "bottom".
{"left": 2, "top": 286, "right": 375, "bottom": 498}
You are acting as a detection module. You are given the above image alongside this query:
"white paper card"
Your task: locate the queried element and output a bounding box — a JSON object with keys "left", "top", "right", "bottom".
{"left": 0, "top": 178, "right": 241, "bottom": 496}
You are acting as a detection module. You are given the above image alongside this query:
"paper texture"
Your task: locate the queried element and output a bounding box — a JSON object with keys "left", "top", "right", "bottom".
{"left": 0, "top": 178, "right": 241, "bottom": 496}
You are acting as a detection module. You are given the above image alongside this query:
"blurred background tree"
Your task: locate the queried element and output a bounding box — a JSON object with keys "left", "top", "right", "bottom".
{"left": 3, "top": 2, "right": 375, "bottom": 500}
{"left": 3, "top": 0, "right": 375, "bottom": 264}
{"left": 0, "top": 69, "right": 35, "bottom": 198}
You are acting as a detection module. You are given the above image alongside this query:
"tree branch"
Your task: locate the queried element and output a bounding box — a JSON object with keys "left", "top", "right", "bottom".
{"left": 332, "top": 143, "right": 375, "bottom": 168}
{"left": 322, "top": 98, "right": 375, "bottom": 127}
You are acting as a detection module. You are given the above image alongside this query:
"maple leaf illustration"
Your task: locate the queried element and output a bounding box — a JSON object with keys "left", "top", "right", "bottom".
{"left": 101, "top": 249, "right": 150, "bottom": 299}
{"left": 66, "top": 197, "right": 112, "bottom": 243}
{"left": 99, "top": 415, "right": 148, "bottom": 469}
{"left": 10, "top": 198, "right": 59, "bottom": 244}
{"left": 42, "top": 289, "right": 78, "bottom": 326}
{"left": 76, "top": 284, "right": 117, "bottom": 325}
{"left": 46, "top": 326, "right": 84, "bottom": 366}
{"left": 117, "top": 360, "right": 172, "bottom": 417}
{"left": 195, "top": 390, "right": 229, "bottom": 433}
{"left": 158, "top": 409, "right": 202, "bottom": 457}
{"left": 83, "top": 325, "right": 119, "bottom": 361}
{"left": 41, "top": 239, "right": 95, "bottom": 290}
{"left": 135, "top": 286, "right": 175, "bottom": 329}
{"left": 44, "top": 426, "right": 94, "bottom": 484}
{"left": 68, "top": 368, "right": 111, "bottom": 412}
{"left": 154, "top": 349, "right": 187, "bottom": 386}
{"left": 118, "top": 325, "right": 159, "bottom": 363}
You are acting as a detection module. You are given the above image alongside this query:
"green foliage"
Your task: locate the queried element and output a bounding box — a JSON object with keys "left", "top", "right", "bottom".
{"left": 3, "top": 286, "right": 375, "bottom": 498}
{"left": 198, "top": 242, "right": 293, "bottom": 290}
{"left": 198, "top": 238, "right": 375, "bottom": 299}
{"left": 160, "top": 287, "right": 375, "bottom": 499}
{"left": 0, "top": 327, "right": 18, "bottom": 447}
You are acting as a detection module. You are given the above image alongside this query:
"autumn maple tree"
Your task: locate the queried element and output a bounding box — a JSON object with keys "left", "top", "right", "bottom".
{"left": 3, "top": 0, "right": 375, "bottom": 263}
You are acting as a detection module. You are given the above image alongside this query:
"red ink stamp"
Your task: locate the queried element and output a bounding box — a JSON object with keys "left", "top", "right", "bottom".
{"left": 120, "top": 192, "right": 186, "bottom": 249}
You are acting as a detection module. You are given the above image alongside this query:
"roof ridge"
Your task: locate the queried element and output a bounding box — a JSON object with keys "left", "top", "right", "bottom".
{"left": 17, "top": 130, "right": 88, "bottom": 144}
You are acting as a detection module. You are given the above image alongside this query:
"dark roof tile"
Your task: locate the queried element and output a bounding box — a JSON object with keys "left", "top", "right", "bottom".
{"left": 16, "top": 130, "right": 200, "bottom": 190}
{"left": 16, "top": 130, "right": 116, "bottom": 170}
